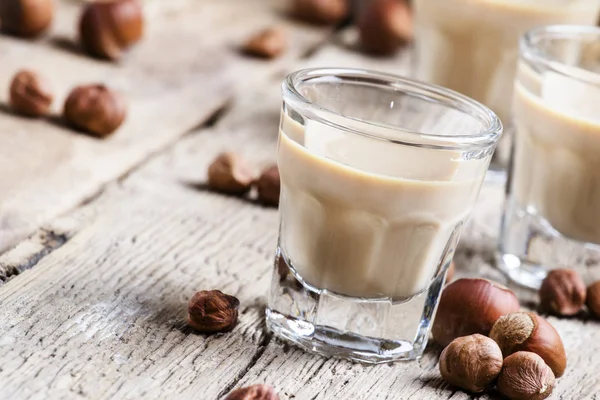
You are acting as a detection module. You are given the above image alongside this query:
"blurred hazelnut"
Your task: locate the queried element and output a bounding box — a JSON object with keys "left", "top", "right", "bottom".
{"left": 357, "top": 0, "right": 412, "bottom": 55}
{"left": 225, "top": 384, "right": 279, "bottom": 400}
{"left": 292, "top": 0, "right": 348, "bottom": 25}
{"left": 188, "top": 290, "right": 240, "bottom": 333}
{"left": 489, "top": 312, "right": 566, "bottom": 377}
{"left": 63, "top": 84, "right": 127, "bottom": 138}
{"left": 0, "top": 0, "right": 54, "bottom": 38}
{"left": 439, "top": 334, "right": 503, "bottom": 393}
{"left": 243, "top": 27, "right": 287, "bottom": 59}
{"left": 79, "top": 0, "right": 144, "bottom": 60}
{"left": 497, "top": 352, "right": 555, "bottom": 400}
{"left": 587, "top": 281, "right": 600, "bottom": 318}
{"left": 445, "top": 261, "right": 455, "bottom": 284}
{"left": 256, "top": 165, "right": 280, "bottom": 206}
{"left": 539, "top": 268, "right": 586, "bottom": 316}
{"left": 9, "top": 69, "right": 53, "bottom": 117}
{"left": 432, "top": 278, "right": 520, "bottom": 347}
{"left": 207, "top": 152, "right": 256, "bottom": 195}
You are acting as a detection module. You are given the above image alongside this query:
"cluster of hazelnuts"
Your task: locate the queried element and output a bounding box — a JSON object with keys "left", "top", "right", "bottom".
{"left": 242, "top": 0, "right": 412, "bottom": 59}
{"left": 434, "top": 269, "right": 600, "bottom": 400}
{"left": 2, "top": 0, "right": 146, "bottom": 137}
{"left": 206, "top": 152, "right": 281, "bottom": 208}
{"left": 0, "top": 0, "right": 144, "bottom": 60}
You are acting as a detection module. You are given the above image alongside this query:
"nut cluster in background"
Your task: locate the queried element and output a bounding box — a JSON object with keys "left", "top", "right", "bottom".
{"left": 242, "top": 0, "right": 413, "bottom": 60}
{"left": 1, "top": 0, "right": 144, "bottom": 138}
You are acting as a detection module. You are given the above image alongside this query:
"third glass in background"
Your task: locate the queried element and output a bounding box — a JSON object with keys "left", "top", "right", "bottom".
{"left": 498, "top": 25, "right": 600, "bottom": 288}
{"left": 413, "top": 0, "right": 600, "bottom": 171}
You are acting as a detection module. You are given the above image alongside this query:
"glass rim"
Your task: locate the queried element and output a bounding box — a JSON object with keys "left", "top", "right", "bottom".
{"left": 282, "top": 68, "right": 502, "bottom": 150}
{"left": 520, "top": 25, "right": 600, "bottom": 83}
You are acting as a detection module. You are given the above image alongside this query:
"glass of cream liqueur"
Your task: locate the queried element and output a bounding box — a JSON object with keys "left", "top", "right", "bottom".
{"left": 267, "top": 68, "right": 503, "bottom": 363}
{"left": 498, "top": 25, "right": 600, "bottom": 289}
{"left": 413, "top": 0, "right": 600, "bottom": 174}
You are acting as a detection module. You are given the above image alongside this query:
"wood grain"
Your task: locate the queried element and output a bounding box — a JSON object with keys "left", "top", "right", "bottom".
{"left": 1, "top": 11, "right": 598, "bottom": 400}
{"left": 0, "top": 0, "right": 330, "bottom": 255}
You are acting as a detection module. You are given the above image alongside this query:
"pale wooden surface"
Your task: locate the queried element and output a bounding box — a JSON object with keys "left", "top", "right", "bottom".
{"left": 0, "top": 2, "right": 599, "bottom": 400}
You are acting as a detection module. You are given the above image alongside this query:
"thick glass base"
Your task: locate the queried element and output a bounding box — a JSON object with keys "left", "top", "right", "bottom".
{"left": 266, "top": 249, "right": 446, "bottom": 363}
{"left": 498, "top": 198, "right": 600, "bottom": 289}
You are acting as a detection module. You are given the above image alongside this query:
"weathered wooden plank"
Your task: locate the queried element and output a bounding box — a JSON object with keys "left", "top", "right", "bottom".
{"left": 0, "top": 0, "right": 331, "bottom": 255}
{"left": 1, "top": 67, "right": 598, "bottom": 399}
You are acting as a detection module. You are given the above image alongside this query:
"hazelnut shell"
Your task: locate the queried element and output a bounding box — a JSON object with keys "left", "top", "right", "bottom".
{"left": 292, "top": 0, "right": 348, "bottom": 25}
{"left": 207, "top": 152, "right": 256, "bottom": 195}
{"left": 187, "top": 290, "right": 240, "bottom": 333}
{"left": 0, "top": 0, "right": 54, "bottom": 38}
{"left": 224, "top": 384, "right": 279, "bottom": 400}
{"left": 357, "top": 0, "right": 412, "bottom": 55}
{"left": 489, "top": 312, "right": 566, "bottom": 377}
{"left": 63, "top": 84, "right": 127, "bottom": 137}
{"left": 9, "top": 69, "right": 53, "bottom": 117}
{"left": 587, "top": 281, "right": 600, "bottom": 318}
{"left": 256, "top": 165, "right": 280, "bottom": 206}
{"left": 79, "top": 0, "right": 144, "bottom": 60}
{"left": 243, "top": 27, "right": 287, "bottom": 59}
{"left": 432, "top": 278, "right": 520, "bottom": 347}
{"left": 497, "top": 351, "right": 555, "bottom": 400}
{"left": 439, "top": 334, "right": 503, "bottom": 393}
{"left": 539, "top": 268, "right": 586, "bottom": 316}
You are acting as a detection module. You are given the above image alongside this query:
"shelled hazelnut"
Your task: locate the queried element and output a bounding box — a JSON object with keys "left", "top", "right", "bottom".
{"left": 497, "top": 352, "right": 555, "bottom": 400}
{"left": 586, "top": 281, "right": 600, "bottom": 318}
{"left": 9, "top": 69, "right": 53, "bottom": 117}
{"left": 243, "top": 27, "right": 287, "bottom": 59}
{"left": 207, "top": 153, "right": 256, "bottom": 195}
{"left": 432, "top": 278, "right": 520, "bottom": 347}
{"left": 292, "top": 0, "right": 348, "bottom": 25}
{"left": 357, "top": 0, "right": 412, "bottom": 55}
{"left": 187, "top": 290, "right": 240, "bottom": 333}
{"left": 79, "top": 0, "right": 144, "bottom": 60}
{"left": 0, "top": 0, "right": 54, "bottom": 38}
{"left": 489, "top": 312, "right": 566, "bottom": 377}
{"left": 255, "top": 165, "right": 280, "bottom": 206}
{"left": 63, "top": 84, "right": 127, "bottom": 138}
{"left": 539, "top": 269, "right": 586, "bottom": 316}
{"left": 439, "top": 334, "right": 503, "bottom": 393}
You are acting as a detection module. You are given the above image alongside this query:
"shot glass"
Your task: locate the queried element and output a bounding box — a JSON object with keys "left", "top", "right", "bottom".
{"left": 498, "top": 25, "right": 600, "bottom": 289}
{"left": 412, "top": 0, "right": 600, "bottom": 173}
{"left": 266, "top": 68, "right": 502, "bottom": 363}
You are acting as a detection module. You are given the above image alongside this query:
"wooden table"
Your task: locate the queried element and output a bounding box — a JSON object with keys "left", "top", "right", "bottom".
{"left": 0, "top": 1, "right": 598, "bottom": 399}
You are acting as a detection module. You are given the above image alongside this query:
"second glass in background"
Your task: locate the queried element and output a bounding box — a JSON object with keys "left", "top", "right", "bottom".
{"left": 498, "top": 25, "right": 600, "bottom": 288}
{"left": 413, "top": 0, "right": 600, "bottom": 171}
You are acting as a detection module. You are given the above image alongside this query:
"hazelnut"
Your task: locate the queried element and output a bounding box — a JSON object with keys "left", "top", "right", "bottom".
{"left": 445, "top": 261, "right": 455, "bottom": 284}
{"left": 439, "top": 334, "right": 503, "bottom": 393}
{"left": 207, "top": 153, "right": 256, "bottom": 195}
{"left": 292, "top": 0, "right": 348, "bottom": 25}
{"left": 225, "top": 384, "right": 279, "bottom": 400}
{"left": 587, "top": 281, "right": 600, "bottom": 318}
{"left": 432, "top": 278, "right": 520, "bottom": 347}
{"left": 9, "top": 69, "right": 53, "bottom": 117}
{"left": 79, "top": 0, "right": 144, "bottom": 60}
{"left": 256, "top": 165, "right": 280, "bottom": 206}
{"left": 539, "top": 268, "right": 586, "bottom": 316}
{"left": 63, "top": 84, "right": 127, "bottom": 137}
{"left": 187, "top": 290, "right": 240, "bottom": 333}
{"left": 489, "top": 312, "right": 566, "bottom": 377}
{"left": 357, "top": 0, "right": 412, "bottom": 55}
{"left": 243, "top": 27, "right": 287, "bottom": 59}
{"left": 497, "top": 352, "right": 555, "bottom": 400}
{"left": 0, "top": 0, "right": 54, "bottom": 38}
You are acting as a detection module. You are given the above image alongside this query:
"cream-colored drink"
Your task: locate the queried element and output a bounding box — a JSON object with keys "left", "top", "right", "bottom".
{"left": 277, "top": 114, "right": 487, "bottom": 300}
{"left": 512, "top": 61, "right": 600, "bottom": 244}
{"left": 414, "top": 0, "right": 600, "bottom": 125}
